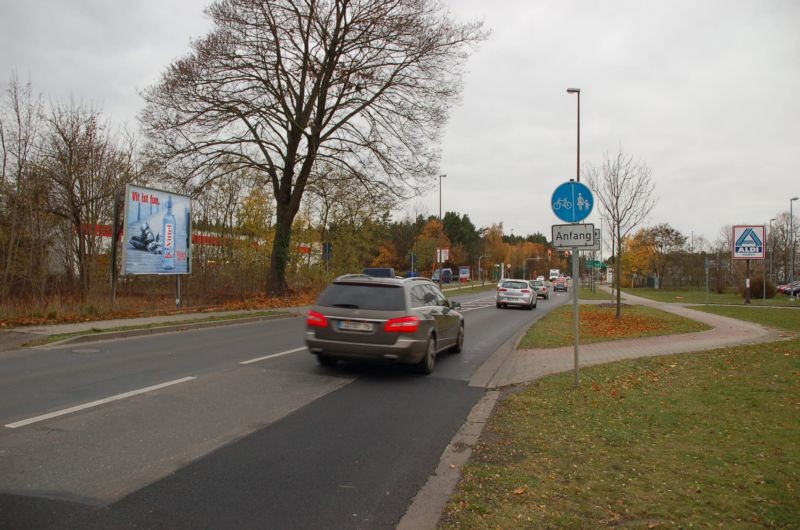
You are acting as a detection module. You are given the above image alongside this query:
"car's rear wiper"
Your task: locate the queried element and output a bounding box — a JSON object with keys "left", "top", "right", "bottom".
{"left": 332, "top": 303, "right": 359, "bottom": 308}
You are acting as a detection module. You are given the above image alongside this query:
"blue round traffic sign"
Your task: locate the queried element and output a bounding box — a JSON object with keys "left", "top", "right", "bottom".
{"left": 551, "top": 181, "right": 594, "bottom": 222}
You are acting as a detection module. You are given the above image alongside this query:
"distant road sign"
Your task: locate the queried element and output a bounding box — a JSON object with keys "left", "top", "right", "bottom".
{"left": 552, "top": 223, "right": 595, "bottom": 248}
{"left": 732, "top": 225, "right": 766, "bottom": 260}
{"left": 551, "top": 181, "right": 594, "bottom": 223}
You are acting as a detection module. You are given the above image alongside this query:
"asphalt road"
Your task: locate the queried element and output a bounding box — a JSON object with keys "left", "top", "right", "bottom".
{"left": 0, "top": 288, "right": 569, "bottom": 529}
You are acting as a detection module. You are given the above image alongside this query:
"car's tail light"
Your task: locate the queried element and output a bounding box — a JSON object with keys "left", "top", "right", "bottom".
{"left": 498, "top": 288, "right": 508, "bottom": 292}
{"left": 307, "top": 310, "right": 328, "bottom": 328}
{"left": 384, "top": 316, "right": 420, "bottom": 333}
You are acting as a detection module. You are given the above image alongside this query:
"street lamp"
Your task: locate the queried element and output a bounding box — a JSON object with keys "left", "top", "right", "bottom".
{"left": 791, "top": 196, "right": 799, "bottom": 298}
{"left": 478, "top": 255, "right": 487, "bottom": 286}
{"left": 769, "top": 217, "right": 776, "bottom": 287}
{"left": 437, "top": 174, "right": 447, "bottom": 282}
{"left": 566, "top": 88, "right": 580, "bottom": 182}
{"left": 566, "top": 87, "right": 581, "bottom": 389}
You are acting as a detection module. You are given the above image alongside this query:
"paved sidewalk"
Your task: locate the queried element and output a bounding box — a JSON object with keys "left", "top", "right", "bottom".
{"left": 486, "top": 288, "right": 784, "bottom": 388}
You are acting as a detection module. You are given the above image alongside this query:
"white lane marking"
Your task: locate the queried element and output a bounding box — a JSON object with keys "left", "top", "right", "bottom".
{"left": 240, "top": 346, "right": 306, "bottom": 365}
{"left": 5, "top": 376, "right": 197, "bottom": 429}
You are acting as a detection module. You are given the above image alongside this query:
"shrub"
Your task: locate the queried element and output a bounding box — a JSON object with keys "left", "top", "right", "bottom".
{"left": 740, "top": 276, "right": 775, "bottom": 298}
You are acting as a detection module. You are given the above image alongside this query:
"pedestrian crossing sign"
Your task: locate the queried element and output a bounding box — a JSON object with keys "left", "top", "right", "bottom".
{"left": 732, "top": 225, "right": 766, "bottom": 259}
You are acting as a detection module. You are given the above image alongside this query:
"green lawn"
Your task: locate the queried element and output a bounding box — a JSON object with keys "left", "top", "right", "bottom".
{"left": 692, "top": 305, "right": 800, "bottom": 333}
{"left": 517, "top": 304, "right": 710, "bottom": 349}
{"left": 442, "top": 337, "right": 800, "bottom": 528}
{"left": 579, "top": 285, "right": 613, "bottom": 300}
{"left": 625, "top": 287, "right": 797, "bottom": 307}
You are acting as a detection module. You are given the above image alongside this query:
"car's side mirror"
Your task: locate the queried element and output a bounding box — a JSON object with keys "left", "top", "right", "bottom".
{"left": 450, "top": 301, "right": 462, "bottom": 310}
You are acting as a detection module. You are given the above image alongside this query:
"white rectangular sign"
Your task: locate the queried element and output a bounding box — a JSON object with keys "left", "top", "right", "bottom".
{"left": 581, "top": 228, "right": 601, "bottom": 251}
{"left": 552, "top": 223, "right": 595, "bottom": 248}
{"left": 732, "top": 225, "right": 766, "bottom": 260}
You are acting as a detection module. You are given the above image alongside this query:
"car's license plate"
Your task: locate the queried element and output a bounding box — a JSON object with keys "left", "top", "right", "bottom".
{"left": 339, "top": 320, "right": 373, "bottom": 332}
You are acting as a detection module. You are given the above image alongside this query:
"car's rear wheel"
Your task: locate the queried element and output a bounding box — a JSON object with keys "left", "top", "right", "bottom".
{"left": 496, "top": 303, "right": 502, "bottom": 309}
{"left": 415, "top": 336, "right": 436, "bottom": 375}
{"left": 450, "top": 324, "right": 464, "bottom": 354}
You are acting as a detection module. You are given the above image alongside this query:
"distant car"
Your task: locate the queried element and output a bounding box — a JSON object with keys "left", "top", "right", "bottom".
{"left": 432, "top": 268, "right": 453, "bottom": 284}
{"left": 553, "top": 278, "right": 568, "bottom": 292}
{"left": 305, "top": 275, "right": 464, "bottom": 374}
{"left": 458, "top": 266, "right": 471, "bottom": 283}
{"left": 363, "top": 267, "right": 395, "bottom": 278}
{"left": 530, "top": 279, "right": 549, "bottom": 299}
{"left": 496, "top": 279, "right": 537, "bottom": 310}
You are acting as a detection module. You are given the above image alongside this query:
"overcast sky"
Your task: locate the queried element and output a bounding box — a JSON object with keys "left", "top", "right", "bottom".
{"left": 2, "top": 0, "right": 798, "bottom": 247}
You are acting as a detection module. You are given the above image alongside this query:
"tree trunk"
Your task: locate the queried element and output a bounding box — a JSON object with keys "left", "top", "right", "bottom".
{"left": 266, "top": 202, "right": 294, "bottom": 296}
{"left": 615, "top": 233, "right": 622, "bottom": 319}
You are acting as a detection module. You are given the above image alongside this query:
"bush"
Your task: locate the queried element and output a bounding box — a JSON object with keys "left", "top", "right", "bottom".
{"left": 741, "top": 276, "right": 775, "bottom": 298}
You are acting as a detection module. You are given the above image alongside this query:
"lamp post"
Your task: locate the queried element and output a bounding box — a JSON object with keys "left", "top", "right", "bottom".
{"left": 437, "top": 174, "right": 447, "bottom": 282}
{"left": 769, "top": 217, "right": 776, "bottom": 287}
{"left": 478, "top": 255, "right": 487, "bottom": 286}
{"left": 791, "top": 197, "right": 799, "bottom": 299}
{"left": 566, "top": 87, "right": 581, "bottom": 388}
{"left": 566, "top": 88, "right": 581, "bottom": 182}
{"left": 523, "top": 257, "right": 540, "bottom": 281}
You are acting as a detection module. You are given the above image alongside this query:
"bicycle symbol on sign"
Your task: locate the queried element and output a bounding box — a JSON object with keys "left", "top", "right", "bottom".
{"left": 552, "top": 197, "right": 572, "bottom": 210}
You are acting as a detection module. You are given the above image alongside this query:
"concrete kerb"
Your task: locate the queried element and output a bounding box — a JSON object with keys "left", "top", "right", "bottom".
{"left": 0, "top": 308, "right": 311, "bottom": 351}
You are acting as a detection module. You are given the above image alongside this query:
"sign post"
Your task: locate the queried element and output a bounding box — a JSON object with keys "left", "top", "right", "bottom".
{"left": 551, "top": 180, "right": 594, "bottom": 389}
{"left": 732, "top": 225, "right": 766, "bottom": 305}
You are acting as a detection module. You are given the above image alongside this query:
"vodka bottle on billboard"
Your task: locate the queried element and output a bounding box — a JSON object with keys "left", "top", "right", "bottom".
{"left": 162, "top": 195, "right": 176, "bottom": 270}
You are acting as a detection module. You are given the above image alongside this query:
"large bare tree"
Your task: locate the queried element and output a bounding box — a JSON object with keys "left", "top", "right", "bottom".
{"left": 140, "top": 0, "right": 485, "bottom": 295}
{"left": 0, "top": 72, "right": 46, "bottom": 303}
{"left": 586, "top": 146, "right": 656, "bottom": 318}
{"left": 40, "top": 102, "right": 136, "bottom": 297}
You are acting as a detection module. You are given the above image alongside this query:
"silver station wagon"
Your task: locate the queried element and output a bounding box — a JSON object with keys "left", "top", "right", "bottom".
{"left": 305, "top": 275, "right": 464, "bottom": 374}
{"left": 496, "top": 279, "right": 538, "bottom": 310}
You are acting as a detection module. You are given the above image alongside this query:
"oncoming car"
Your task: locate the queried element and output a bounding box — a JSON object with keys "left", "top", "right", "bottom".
{"left": 553, "top": 277, "right": 568, "bottom": 292}
{"left": 496, "top": 279, "right": 537, "bottom": 310}
{"left": 304, "top": 275, "right": 464, "bottom": 374}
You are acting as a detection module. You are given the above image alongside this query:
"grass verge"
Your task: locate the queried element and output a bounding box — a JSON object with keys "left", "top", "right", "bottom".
{"left": 517, "top": 304, "right": 710, "bottom": 349}
{"left": 579, "top": 286, "right": 613, "bottom": 300}
{"left": 624, "top": 287, "right": 797, "bottom": 307}
{"left": 692, "top": 305, "right": 800, "bottom": 334}
{"left": 442, "top": 337, "right": 800, "bottom": 528}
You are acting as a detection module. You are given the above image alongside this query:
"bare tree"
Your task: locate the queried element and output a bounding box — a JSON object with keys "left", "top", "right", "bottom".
{"left": 0, "top": 72, "right": 46, "bottom": 303}
{"left": 40, "top": 101, "right": 136, "bottom": 298}
{"left": 586, "top": 146, "right": 656, "bottom": 318}
{"left": 141, "top": 0, "right": 485, "bottom": 295}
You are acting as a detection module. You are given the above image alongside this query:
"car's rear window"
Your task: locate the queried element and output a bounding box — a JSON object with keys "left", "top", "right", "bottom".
{"left": 316, "top": 283, "right": 406, "bottom": 311}
{"left": 501, "top": 281, "right": 529, "bottom": 290}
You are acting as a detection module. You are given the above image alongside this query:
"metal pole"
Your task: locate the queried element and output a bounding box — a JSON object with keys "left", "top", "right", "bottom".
{"left": 176, "top": 275, "right": 181, "bottom": 309}
{"left": 576, "top": 91, "right": 580, "bottom": 182}
{"left": 791, "top": 197, "right": 798, "bottom": 300}
{"left": 745, "top": 259, "right": 751, "bottom": 304}
{"left": 572, "top": 250, "right": 580, "bottom": 388}
{"left": 438, "top": 174, "right": 447, "bottom": 283}
{"left": 110, "top": 190, "right": 123, "bottom": 311}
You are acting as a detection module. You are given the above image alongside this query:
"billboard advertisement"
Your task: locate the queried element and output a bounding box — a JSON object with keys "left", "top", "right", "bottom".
{"left": 732, "top": 225, "right": 766, "bottom": 260}
{"left": 121, "top": 185, "right": 191, "bottom": 275}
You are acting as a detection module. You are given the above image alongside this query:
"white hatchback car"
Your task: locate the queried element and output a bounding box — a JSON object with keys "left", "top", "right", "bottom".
{"left": 496, "top": 279, "right": 537, "bottom": 310}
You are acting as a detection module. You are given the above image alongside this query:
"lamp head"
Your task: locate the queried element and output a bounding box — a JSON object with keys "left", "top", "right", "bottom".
{"left": 792, "top": 196, "right": 799, "bottom": 201}
{"left": 567, "top": 88, "right": 580, "bottom": 94}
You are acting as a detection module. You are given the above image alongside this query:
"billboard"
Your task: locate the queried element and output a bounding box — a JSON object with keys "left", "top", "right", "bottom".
{"left": 121, "top": 185, "right": 192, "bottom": 275}
{"left": 732, "top": 225, "right": 766, "bottom": 260}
